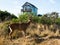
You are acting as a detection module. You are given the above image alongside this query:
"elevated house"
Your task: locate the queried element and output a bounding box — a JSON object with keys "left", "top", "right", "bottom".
{"left": 21, "top": 2, "right": 38, "bottom": 15}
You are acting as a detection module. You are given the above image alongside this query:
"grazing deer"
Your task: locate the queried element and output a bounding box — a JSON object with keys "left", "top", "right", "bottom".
{"left": 8, "top": 20, "right": 31, "bottom": 37}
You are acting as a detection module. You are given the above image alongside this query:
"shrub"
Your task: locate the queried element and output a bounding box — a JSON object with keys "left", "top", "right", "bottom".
{"left": 0, "top": 10, "right": 17, "bottom": 21}
{"left": 40, "top": 16, "right": 53, "bottom": 25}
{"left": 32, "top": 15, "right": 40, "bottom": 23}
{"left": 12, "top": 18, "right": 19, "bottom": 23}
{"left": 55, "top": 18, "right": 60, "bottom": 25}
{"left": 18, "top": 13, "right": 30, "bottom": 23}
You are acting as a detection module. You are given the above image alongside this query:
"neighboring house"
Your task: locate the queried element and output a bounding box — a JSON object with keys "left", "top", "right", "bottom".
{"left": 21, "top": 2, "right": 38, "bottom": 15}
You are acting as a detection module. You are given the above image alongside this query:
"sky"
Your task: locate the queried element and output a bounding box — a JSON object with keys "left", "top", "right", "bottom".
{"left": 0, "top": 0, "right": 60, "bottom": 16}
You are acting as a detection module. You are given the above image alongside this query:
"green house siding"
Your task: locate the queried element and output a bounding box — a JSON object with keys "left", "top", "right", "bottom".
{"left": 31, "top": 6, "right": 37, "bottom": 15}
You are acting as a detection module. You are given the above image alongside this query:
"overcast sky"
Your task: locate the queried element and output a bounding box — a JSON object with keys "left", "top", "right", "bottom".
{"left": 0, "top": 0, "right": 60, "bottom": 16}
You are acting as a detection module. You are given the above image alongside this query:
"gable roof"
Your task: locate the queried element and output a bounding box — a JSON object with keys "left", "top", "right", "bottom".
{"left": 22, "top": 2, "right": 38, "bottom": 9}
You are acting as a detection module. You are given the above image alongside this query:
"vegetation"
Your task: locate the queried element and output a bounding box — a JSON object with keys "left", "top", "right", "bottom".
{"left": 31, "top": 15, "right": 40, "bottom": 23}
{"left": 0, "top": 10, "right": 17, "bottom": 22}
{"left": 0, "top": 11, "right": 60, "bottom": 25}
{"left": 55, "top": 18, "right": 60, "bottom": 25}
{"left": 18, "top": 12, "right": 30, "bottom": 23}
{"left": 16, "top": 12, "right": 59, "bottom": 25}
{"left": 12, "top": 18, "right": 19, "bottom": 23}
{"left": 40, "top": 16, "right": 53, "bottom": 25}
{"left": 0, "top": 11, "right": 60, "bottom": 45}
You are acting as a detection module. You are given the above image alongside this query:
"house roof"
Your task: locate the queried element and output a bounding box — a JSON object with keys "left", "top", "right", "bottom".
{"left": 22, "top": 2, "right": 38, "bottom": 9}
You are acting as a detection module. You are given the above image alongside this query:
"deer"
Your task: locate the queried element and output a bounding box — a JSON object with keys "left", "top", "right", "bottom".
{"left": 8, "top": 20, "right": 31, "bottom": 38}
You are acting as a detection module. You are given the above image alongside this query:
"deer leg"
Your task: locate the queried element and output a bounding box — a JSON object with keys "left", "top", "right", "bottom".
{"left": 9, "top": 26, "right": 13, "bottom": 35}
{"left": 8, "top": 26, "right": 13, "bottom": 40}
{"left": 21, "top": 31, "right": 25, "bottom": 37}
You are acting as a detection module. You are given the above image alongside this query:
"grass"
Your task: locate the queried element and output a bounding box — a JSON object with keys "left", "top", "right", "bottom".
{"left": 0, "top": 21, "right": 60, "bottom": 45}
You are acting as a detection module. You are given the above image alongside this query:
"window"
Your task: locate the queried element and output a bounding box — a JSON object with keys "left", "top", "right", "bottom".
{"left": 24, "top": 6, "right": 31, "bottom": 11}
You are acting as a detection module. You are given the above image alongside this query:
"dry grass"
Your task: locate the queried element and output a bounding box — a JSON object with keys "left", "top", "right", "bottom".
{"left": 39, "top": 39, "right": 60, "bottom": 45}
{"left": 0, "top": 22, "right": 60, "bottom": 45}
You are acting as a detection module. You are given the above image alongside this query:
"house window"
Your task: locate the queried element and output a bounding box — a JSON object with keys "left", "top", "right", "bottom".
{"left": 24, "top": 5, "right": 31, "bottom": 12}
{"left": 26, "top": 6, "right": 31, "bottom": 10}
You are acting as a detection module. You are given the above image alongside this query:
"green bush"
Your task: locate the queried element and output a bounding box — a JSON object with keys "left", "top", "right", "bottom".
{"left": 0, "top": 10, "right": 17, "bottom": 21}
{"left": 55, "top": 18, "right": 60, "bottom": 25}
{"left": 12, "top": 18, "right": 19, "bottom": 23}
{"left": 40, "top": 16, "right": 53, "bottom": 25}
{"left": 18, "top": 13, "right": 30, "bottom": 23}
{"left": 32, "top": 15, "right": 40, "bottom": 23}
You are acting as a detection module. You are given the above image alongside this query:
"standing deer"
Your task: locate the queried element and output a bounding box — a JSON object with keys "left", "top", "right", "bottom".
{"left": 8, "top": 21, "right": 31, "bottom": 37}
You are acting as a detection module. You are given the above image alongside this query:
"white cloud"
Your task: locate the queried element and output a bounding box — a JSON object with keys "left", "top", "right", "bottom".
{"left": 49, "top": 0, "right": 56, "bottom": 4}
